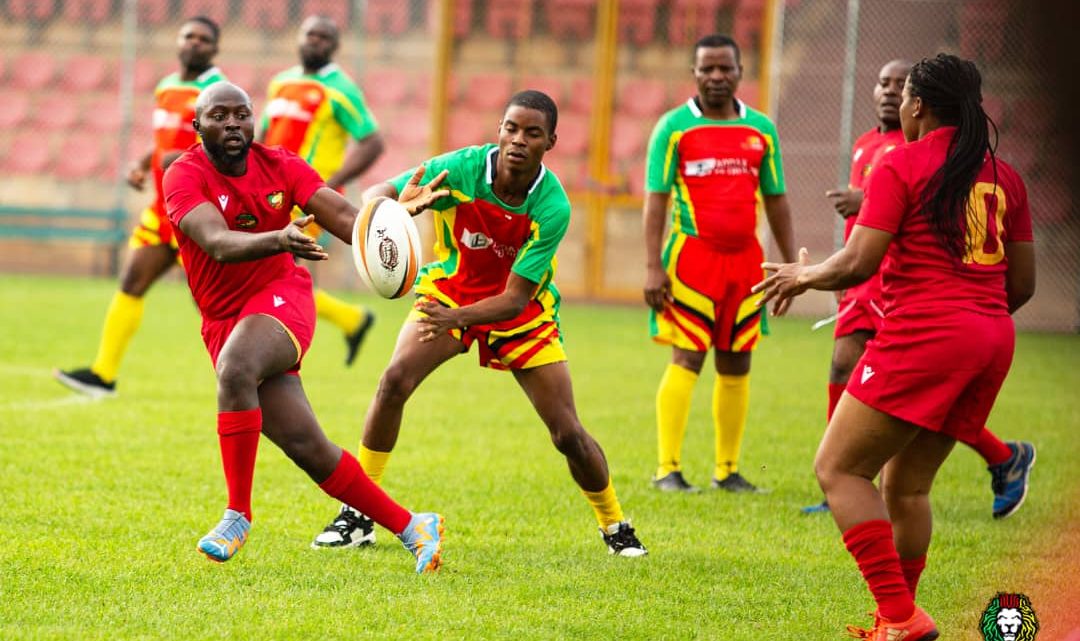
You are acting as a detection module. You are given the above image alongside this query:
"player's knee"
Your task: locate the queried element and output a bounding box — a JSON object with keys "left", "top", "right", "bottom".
{"left": 374, "top": 365, "right": 418, "bottom": 405}
{"left": 215, "top": 357, "right": 259, "bottom": 398}
{"left": 829, "top": 359, "right": 855, "bottom": 384}
{"left": 549, "top": 423, "right": 589, "bottom": 457}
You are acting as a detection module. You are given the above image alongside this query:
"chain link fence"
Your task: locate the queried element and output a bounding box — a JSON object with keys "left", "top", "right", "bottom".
{"left": 1, "top": 0, "right": 1073, "bottom": 330}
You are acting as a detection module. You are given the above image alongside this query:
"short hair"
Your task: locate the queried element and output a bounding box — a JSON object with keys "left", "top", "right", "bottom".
{"left": 694, "top": 33, "right": 740, "bottom": 64}
{"left": 506, "top": 90, "right": 558, "bottom": 135}
{"left": 185, "top": 15, "right": 221, "bottom": 43}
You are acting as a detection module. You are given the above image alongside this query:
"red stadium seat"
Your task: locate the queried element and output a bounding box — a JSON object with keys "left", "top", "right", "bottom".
{"left": 62, "top": 0, "right": 113, "bottom": 24}
{"left": 668, "top": 0, "right": 724, "bottom": 46}
{"left": 5, "top": 133, "right": 52, "bottom": 174}
{"left": 616, "top": 77, "right": 668, "bottom": 119}
{"left": 460, "top": 73, "right": 514, "bottom": 111}
{"left": 61, "top": 54, "right": 112, "bottom": 92}
{"left": 223, "top": 62, "right": 260, "bottom": 94}
{"left": 519, "top": 75, "right": 566, "bottom": 105}
{"left": 426, "top": 0, "right": 474, "bottom": 38}
{"left": 180, "top": 0, "right": 229, "bottom": 28}
{"left": 567, "top": 76, "right": 595, "bottom": 115}
{"left": 610, "top": 115, "right": 647, "bottom": 161}
{"left": 543, "top": 155, "right": 585, "bottom": 190}
{"left": 485, "top": 0, "right": 534, "bottom": 40}
{"left": 0, "top": 93, "right": 32, "bottom": 128}
{"left": 240, "top": 0, "right": 290, "bottom": 32}
{"left": 364, "top": 0, "right": 409, "bottom": 36}
{"left": 545, "top": 0, "right": 596, "bottom": 40}
{"left": 362, "top": 69, "right": 412, "bottom": 109}
{"left": 617, "top": 0, "right": 659, "bottom": 46}
{"left": 53, "top": 134, "right": 104, "bottom": 179}
{"left": 733, "top": 0, "right": 765, "bottom": 50}
{"left": 301, "top": 0, "right": 351, "bottom": 29}
{"left": 33, "top": 93, "right": 82, "bottom": 130}
{"left": 10, "top": 52, "right": 57, "bottom": 90}
{"left": 132, "top": 59, "right": 162, "bottom": 93}
{"left": 85, "top": 95, "right": 124, "bottom": 133}
{"left": 7, "top": 0, "right": 57, "bottom": 22}
{"left": 446, "top": 110, "right": 495, "bottom": 150}
{"left": 383, "top": 108, "right": 431, "bottom": 150}
{"left": 622, "top": 158, "right": 647, "bottom": 196}
{"left": 555, "top": 113, "right": 589, "bottom": 157}
{"left": 137, "top": 0, "right": 170, "bottom": 27}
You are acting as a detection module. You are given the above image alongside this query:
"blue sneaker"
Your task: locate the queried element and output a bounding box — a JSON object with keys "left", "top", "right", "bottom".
{"left": 197, "top": 508, "right": 251, "bottom": 562}
{"left": 801, "top": 500, "right": 831, "bottom": 514}
{"left": 989, "top": 441, "right": 1036, "bottom": 520}
{"left": 398, "top": 512, "right": 444, "bottom": 574}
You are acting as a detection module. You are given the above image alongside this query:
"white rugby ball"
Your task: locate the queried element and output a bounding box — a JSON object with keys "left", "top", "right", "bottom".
{"left": 351, "top": 197, "right": 422, "bottom": 299}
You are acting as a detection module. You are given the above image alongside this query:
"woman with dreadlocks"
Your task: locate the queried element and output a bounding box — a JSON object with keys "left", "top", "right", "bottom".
{"left": 753, "top": 53, "right": 1036, "bottom": 640}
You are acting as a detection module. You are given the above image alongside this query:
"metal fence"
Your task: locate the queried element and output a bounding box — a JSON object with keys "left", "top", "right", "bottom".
{"left": 0, "top": 0, "right": 1073, "bottom": 330}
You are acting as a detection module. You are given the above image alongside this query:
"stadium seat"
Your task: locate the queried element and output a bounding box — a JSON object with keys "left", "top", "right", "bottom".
{"left": 545, "top": 0, "right": 596, "bottom": 40}
{"left": 61, "top": 54, "right": 112, "bottom": 92}
{"left": 485, "top": 0, "right": 534, "bottom": 40}
{"left": 616, "top": 77, "right": 668, "bottom": 119}
{"left": 519, "top": 75, "right": 565, "bottom": 105}
{"left": 362, "top": 69, "right": 412, "bottom": 109}
{"left": 32, "top": 93, "right": 82, "bottom": 130}
{"left": 7, "top": 0, "right": 57, "bottom": 22}
{"left": 460, "top": 73, "right": 514, "bottom": 111}
{"left": 10, "top": 52, "right": 57, "bottom": 90}
{"left": 383, "top": 108, "right": 431, "bottom": 150}
{"left": 224, "top": 62, "right": 260, "bottom": 94}
{"left": 617, "top": 0, "right": 659, "bottom": 46}
{"left": 364, "top": 0, "right": 409, "bottom": 36}
{"left": 733, "top": 0, "right": 765, "bottom": 50}
{"left": 5, "top": 133, "right": 52, "bottom": 174}
{"left": 53, "top": 134, "right": 104, "bottom": 179}
{"left": 0, "top": 93, "right": 32, "bottom": 128}
{"left": 543, "top": 155, "right": 585, "bottom": 190}
{"left": 426, "top": 0, "right": 473, "bottom": 38}
{"left": 668, "top": 0, "right": 724, "bottom": 46}
{"left": 555, "top": 113, "right": 589, "bottom": 157}
{"left": 132, "top": 59, "right": 162, "bottom": 94}
{"left": 302, "top": 0, "right": 351, "bottom": 29}
{"left": 621, "top": 158, "right": 647, "bottom": 196}
{"left": 567, "top": 76, "right": 595, "bottom": 115}
{"left": 136, "top": 0, "right": 170, "bottom": 27}
{"left": 62, "top": 0, "right": 113, "bottom": 24}
{"left": 85, "top": 95, "right": 124, "bottom": 134}
{"left": 447, "top": 110, "right": 495, "bottom": 150}
{"left": 958, "top": 0, "right": 1007, "bottom": 63}
{"left": 610, "top": 115, "right": 647, "bottom": 161}
{"left": 240, "top": 0, "right": 290, "bottom": 32}
{"left": 180, "top": 0, "right": 230, "bottom": 28}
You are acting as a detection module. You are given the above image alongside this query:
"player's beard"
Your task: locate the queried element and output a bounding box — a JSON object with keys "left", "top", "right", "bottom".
{"left": 203, "top": 138, "right": 252, "bottom": 166}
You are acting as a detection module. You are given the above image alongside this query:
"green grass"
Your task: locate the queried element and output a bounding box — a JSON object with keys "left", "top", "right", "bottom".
{"left": 1, "top": 275, "right": 1077, "bottom": 640}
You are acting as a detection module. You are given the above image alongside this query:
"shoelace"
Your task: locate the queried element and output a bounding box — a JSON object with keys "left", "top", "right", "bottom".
{"left": 609, "top": 526, "right": 639, "bottom": 549}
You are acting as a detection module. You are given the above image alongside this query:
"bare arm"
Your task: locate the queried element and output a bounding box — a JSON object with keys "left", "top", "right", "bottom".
{"left": 825, "top": 188, "right": 864, "bottom": 218}
{"left": 326, "top": 133, "right": 386, "bottom": 191}
{"left": 303, "top": 187, "right": 360, "bottom": 245}
{"left": 642, "top": 191, "right": 671, "bottom": 312}
{"left": 178, "top": 202, "right": 327, "bottom": 263}
{"left": 126, "top": 147, "right": 154, "bottom": 191}
{"left": 1005, "top": 241, "right": 1036, "bottom": 314}
{"left": 415, "top": 273, "right": 536, "bottom": 339}
{"left": 753, "top": 224, "right": 893, "bottom": 316}
{"left": 763, "top": 194, "right": 797, "bottom": 263}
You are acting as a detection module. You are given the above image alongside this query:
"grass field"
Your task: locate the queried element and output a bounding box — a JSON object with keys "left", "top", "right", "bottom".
{"left": 2, "top": 275, "right": 1078, "bottom": 640}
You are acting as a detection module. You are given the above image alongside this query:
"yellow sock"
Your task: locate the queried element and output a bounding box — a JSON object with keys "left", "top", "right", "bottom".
{"left": 358, "top": 444, "right": 391, "bottom": 486}
{"left": 90, "top": 291, "right": 144, "bottom": 383}
{"left": 656, "top": 363, "right": 698, "bottom": 478}
{"left": 314, "top": 288, "right": 366, "bottom": 335}
{"left": 581, "top": 479, "right": 625, "bottom": 529}
{"left": 713, "top": 373, "right": 750, "bottom": 481}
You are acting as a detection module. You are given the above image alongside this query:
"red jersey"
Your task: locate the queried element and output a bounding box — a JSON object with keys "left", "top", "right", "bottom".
{"left": 857, "top": 126, "right": 1033, "bottom": 316}
{"left": 163, "top": 142, "right": 326, "bottom": 320}
{"left": 844, "top": 127, "right": 905, "bottom": 240}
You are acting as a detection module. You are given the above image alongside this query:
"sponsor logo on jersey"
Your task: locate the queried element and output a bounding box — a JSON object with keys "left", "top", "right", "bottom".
{"left": 265, "top": 97, "right": 314, "bottom": 122}
{"left": 266, "top": 191, "right": 284, "bottom": 209}
{"left": 741, "top": 135, "right": 764, "bottom": 151}
{"left": 273, "top": 295, "right": 285, "bottom": 308}
{"left": 235, "top": 213, "right": 258, "bottom": 229}
{"left": 979, "top": 593, "right": 1039, "bottom": 641}
{"left": 152, "top": 108, "right": 185, "bottom": 131}
{"left": 683, "top": 157, "right": 752, "bottom": 178}
{"left": 860, "top": 365, "right": 875, "bottom": 384}
{"left": 218, "top": 195, "right": 229, "bottom": 211}
{"left": 460, "top": 228, "right": 518, "bottom": 259}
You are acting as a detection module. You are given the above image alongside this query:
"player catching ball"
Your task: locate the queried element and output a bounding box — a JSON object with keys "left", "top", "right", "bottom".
{"left": 754, "top": 54, "right": 1035, "bottom": 638}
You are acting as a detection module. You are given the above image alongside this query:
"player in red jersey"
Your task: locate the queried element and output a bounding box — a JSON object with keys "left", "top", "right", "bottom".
{"left": 803, "top": 59, "right": 1035, "bottom": 519}
{"left": 162, "top": 82, "right": 446, "bottom": 572}
{"left": 755, "top": 54, "right": 1036, "bottom": 639}
{"left": 55, "top": 17, "right": 226, "bottom": 398}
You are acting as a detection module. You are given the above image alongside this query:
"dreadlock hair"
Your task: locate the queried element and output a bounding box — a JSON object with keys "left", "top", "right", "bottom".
{"left": 908, "top": 53, "right": 999, "bottom": 262}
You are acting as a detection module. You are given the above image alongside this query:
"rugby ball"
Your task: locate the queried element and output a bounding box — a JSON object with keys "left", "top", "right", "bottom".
{"left": 351, "top": 197, "right": 422, "bottom": 299}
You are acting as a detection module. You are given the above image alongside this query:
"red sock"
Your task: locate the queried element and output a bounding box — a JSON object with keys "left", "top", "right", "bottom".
{"left": 318, "top": 450, "right": 411, "bottom": 534}
{"left": 900, "top": 555, "right": 927, "bottom": 598}
{"left": 827, "top": 383, "right": 846, "bottom": 422}
{"left": 842, "top": 520, "right": 914, "bottom": 622}
{"left": 969, "top": 428, "right": 1012, "bottom": 466}
{"left": 218, "top": 408, "right": 262, "bottom": 521}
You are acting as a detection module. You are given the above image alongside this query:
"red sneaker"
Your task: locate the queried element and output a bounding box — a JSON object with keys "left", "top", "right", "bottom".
{"left": 848, "top": 606, "right": 939, "bottom": 641}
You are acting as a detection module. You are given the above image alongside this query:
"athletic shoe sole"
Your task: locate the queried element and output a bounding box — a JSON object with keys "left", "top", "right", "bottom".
{"left": 52, "top": 369, "right": 116, "bottom": 399}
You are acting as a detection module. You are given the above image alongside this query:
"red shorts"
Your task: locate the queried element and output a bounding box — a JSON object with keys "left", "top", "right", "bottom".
{"left": 200, "top": 269, "right": 316, "bottom": 374}
{"left": 845, "top": 307, "right": 1015, "bottom": 442}
{"left": 834, "top": 273, "right": 885, "bottom": 338}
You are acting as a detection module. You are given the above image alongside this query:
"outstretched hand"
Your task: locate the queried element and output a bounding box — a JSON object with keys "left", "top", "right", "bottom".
{"left": 398, "top": 166, "right": 451, "bottom": 215}
{"left": 414, "top": 299, "right": 461, "bottom": 342}
{"left": 279, "top": 215, "right": 328, "bottom": 261}
{"left": 752, "top": 247, "right": 811, "bottom": 316}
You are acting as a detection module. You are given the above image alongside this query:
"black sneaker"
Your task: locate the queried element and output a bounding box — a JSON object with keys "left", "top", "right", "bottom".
{"left": 344, "top": 312, "right": 376, "bottom": 367}
{"left": 53, "top": 367, "right": 116, "bottom": 398}
{"left": 600, "top": 521, "right": 648, "bottom": 557}
{"left": 651, "top": 471, "right": 701, "bottom": 493}
{"left": 311, "top": 505, "right": 376, "bottom": 548}
{"left": 711, "top": 472, "right": 768, "bottom": 494}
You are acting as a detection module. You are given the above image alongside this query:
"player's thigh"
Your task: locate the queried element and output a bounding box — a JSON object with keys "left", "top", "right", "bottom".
{"left": 831, "top": 330, "right": 872, "bottom": 381}
{"left": 218, "top": 314, "right": 303, "bottom": 382}
{"left": 119, "top": 243, "right": 176, "bottom": 295}
{"left": 816, "top": 392, "right": 922, "bottom": 481}
{"left": 381, "top": 319, "right": 466, "bottom": 390}
{"left": 881, "top": 429, "right": 956, "bottom": 498}
{"left": 512, "top": 361, "right": 581, "bottom": 429}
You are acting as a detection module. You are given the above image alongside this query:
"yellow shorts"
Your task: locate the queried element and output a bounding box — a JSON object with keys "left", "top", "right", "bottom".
{"left": 128, "top": 204, "right": 179, "bottom": 250}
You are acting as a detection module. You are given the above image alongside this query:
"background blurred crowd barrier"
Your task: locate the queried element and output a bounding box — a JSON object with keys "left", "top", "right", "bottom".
{"left": 0, "top": 0, "right": 1074, "bottom": 330}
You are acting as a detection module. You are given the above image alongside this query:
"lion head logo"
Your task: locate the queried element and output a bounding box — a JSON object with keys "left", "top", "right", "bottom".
{"left": 980, "top": 593, "right": 1039, "bottom": 641}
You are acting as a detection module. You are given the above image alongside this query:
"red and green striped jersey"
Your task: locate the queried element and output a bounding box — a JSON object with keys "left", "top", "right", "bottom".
{"left": 645, "top": 98, "right": 786, "bottom": 251}
{"left": 389, "top": 144, "right": 571, "bottom": 308}
{"left": 260, "top": 63, "right": 379, "bottom": 180}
